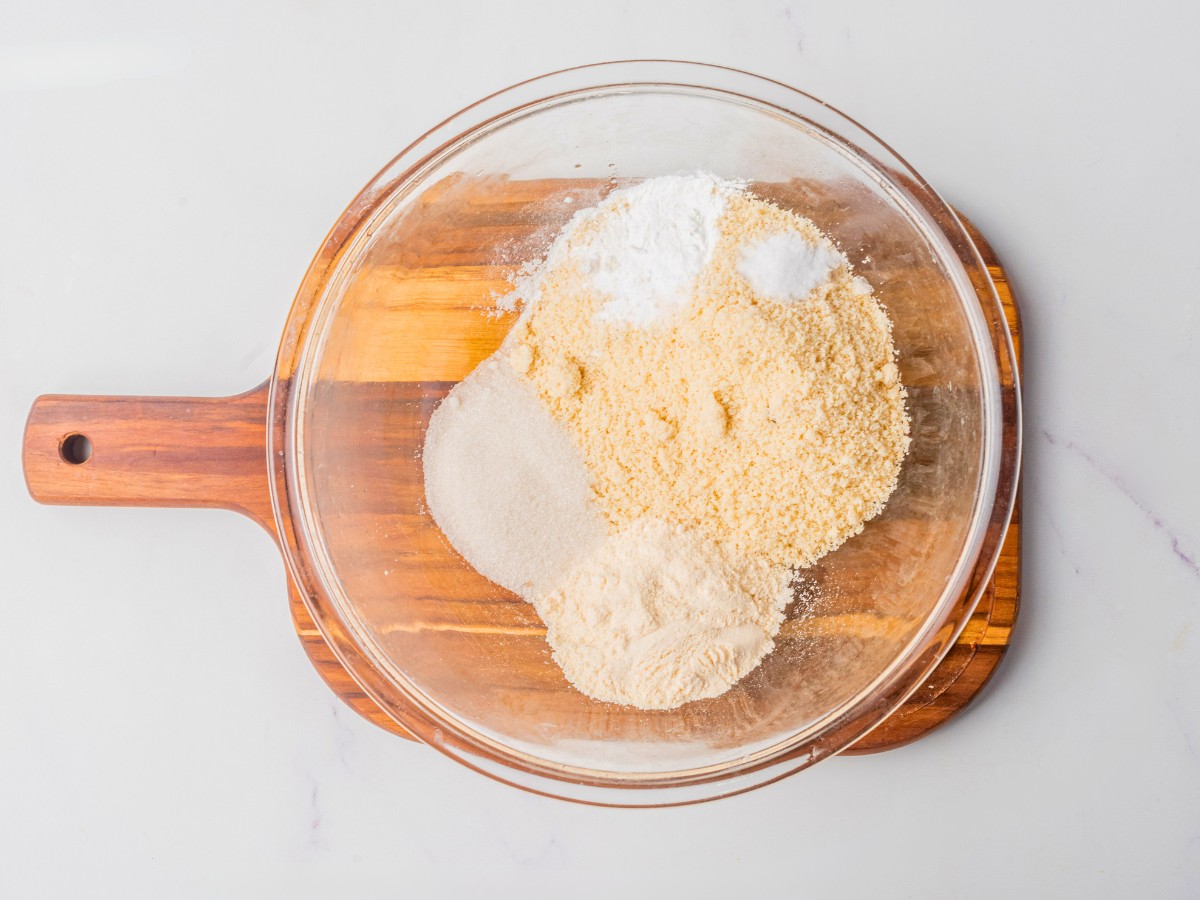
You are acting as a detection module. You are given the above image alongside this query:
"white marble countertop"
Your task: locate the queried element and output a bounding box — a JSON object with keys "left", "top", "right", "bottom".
{"left": 3, "top": 1, "right": 1198, "bottom": 896}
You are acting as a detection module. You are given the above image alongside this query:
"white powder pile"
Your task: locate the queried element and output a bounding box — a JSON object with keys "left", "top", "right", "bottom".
{"left": 533, "top": 518, "right": 791, "bottom": 709}
{"left": 422, "top": 356, "right": 605, "bottom": 596}
{"left": 737, "top": 231, "right": 846, "bottom": 303}
{"left": 506, "top": 172, "right": 737, "bottom": 327}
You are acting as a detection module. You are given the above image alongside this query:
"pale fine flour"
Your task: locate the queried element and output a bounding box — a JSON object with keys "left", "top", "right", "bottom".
{"left": 533, "top": 518, "right": 791, "bottom": 710}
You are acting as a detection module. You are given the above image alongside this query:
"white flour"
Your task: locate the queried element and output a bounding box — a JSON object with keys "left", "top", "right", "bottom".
{"left": 505, "top": 172, "right": 738, "bottom": 327}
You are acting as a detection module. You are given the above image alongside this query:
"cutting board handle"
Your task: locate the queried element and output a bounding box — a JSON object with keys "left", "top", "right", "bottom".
{"left": 22, "top": 381, "right": 277, "bottom": 536}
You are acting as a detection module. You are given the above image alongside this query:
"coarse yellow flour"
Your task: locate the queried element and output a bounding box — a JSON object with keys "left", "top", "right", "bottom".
{"left": 508, "top": 187, "right": 910, "bottom": 568}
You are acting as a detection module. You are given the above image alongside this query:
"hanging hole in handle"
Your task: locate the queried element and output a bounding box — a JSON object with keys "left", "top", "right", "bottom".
{"left": 60, "top": 432, "right": 92, "bottom": 465}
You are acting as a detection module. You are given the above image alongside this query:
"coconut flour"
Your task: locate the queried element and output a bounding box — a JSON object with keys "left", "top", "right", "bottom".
{"left": 533, "top": 518, "right": 791, "bottom": 710}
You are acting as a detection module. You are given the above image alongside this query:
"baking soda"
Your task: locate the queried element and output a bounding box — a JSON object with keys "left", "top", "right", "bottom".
{"left": 738, "top": 230, "right": 846, "bottom": 303}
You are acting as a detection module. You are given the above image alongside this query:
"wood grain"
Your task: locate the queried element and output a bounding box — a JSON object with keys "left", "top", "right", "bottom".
{"left": 844, "top": 214, "right": 1022, "bottom": 753}
{"left": 23, "top": 386, "right": 276, "bottom": 534}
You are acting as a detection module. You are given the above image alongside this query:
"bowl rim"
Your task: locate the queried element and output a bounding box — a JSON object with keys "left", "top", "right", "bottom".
{"left": 267, "top": 60, "right": 1022, "bottom": 806}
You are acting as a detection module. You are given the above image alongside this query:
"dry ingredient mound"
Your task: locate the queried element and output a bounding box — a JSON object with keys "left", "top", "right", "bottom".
{"left": 507, "top": 186, "right": 911, "bottom": 569}
{"left": 532, "top": 517, "right": 791, "bottom": 710}
{"left": 423, "top": 173, "right": 911, "bottom": 711}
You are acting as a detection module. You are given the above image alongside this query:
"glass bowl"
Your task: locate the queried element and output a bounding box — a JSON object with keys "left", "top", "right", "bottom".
{"left": 267, "top": 61, "right": 1021, "bottom": 805}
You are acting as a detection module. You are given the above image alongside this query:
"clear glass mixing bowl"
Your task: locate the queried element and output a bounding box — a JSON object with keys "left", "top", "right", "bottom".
{"left": 267, "top": 61, "right": 1020, "bottom": 805}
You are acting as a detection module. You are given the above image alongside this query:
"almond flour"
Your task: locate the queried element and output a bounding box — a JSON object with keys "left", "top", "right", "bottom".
{"left": 507, "top": 187, "right": 911, "bottom": 569}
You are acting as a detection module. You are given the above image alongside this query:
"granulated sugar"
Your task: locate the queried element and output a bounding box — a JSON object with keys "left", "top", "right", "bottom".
{"left": 422, "top": 355, "right": 605, "bottom": 596}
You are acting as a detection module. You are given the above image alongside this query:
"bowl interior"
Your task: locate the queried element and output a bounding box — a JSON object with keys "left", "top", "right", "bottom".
{"left": 289, "top": 79, "right": 997, "bottom": 786}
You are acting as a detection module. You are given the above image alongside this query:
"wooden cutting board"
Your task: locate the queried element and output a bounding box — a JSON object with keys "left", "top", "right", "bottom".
{"left": 23, "top": 191, "right": 1021, "bottom": 756}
